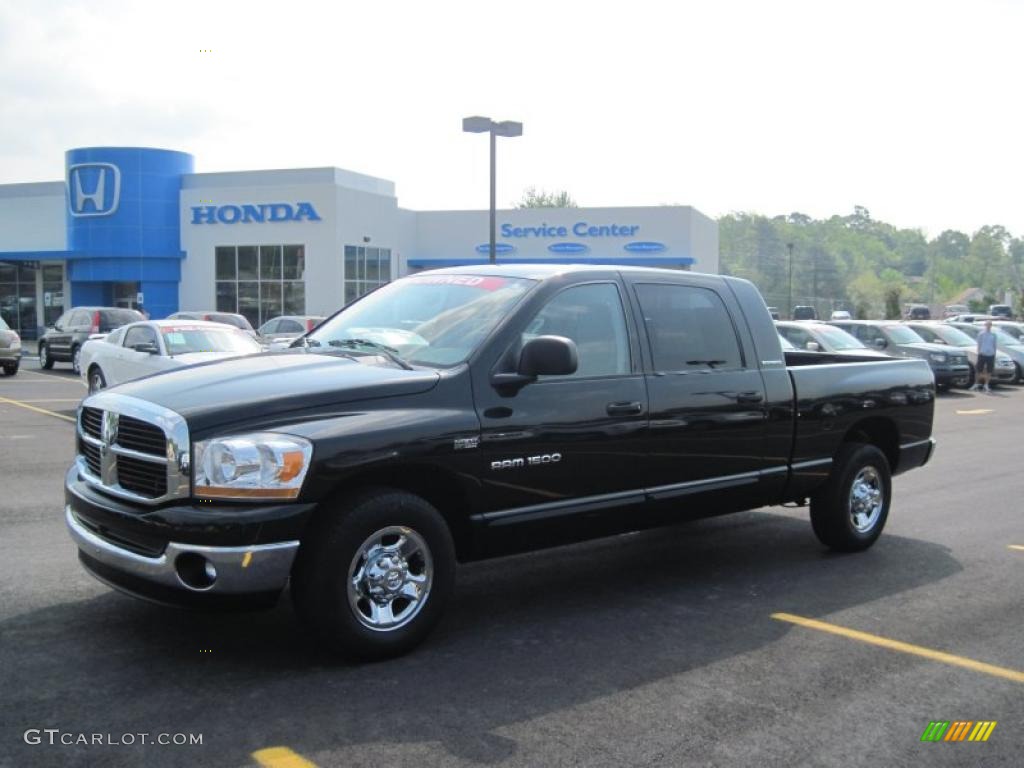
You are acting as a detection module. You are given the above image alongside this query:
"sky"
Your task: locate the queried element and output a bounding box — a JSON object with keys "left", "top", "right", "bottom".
{"left": 1, "top": 0, "right": 1022, "bottom": 238}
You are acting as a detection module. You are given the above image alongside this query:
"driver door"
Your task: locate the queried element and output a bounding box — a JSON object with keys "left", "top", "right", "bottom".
{"left": 118, "top": 325, "right": 164, "bottom": 384}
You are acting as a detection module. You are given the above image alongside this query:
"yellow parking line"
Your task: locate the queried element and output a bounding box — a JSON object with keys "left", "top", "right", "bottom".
{"left": 955, "top": 408, "right": 994, "bottom": 415}
{"left": 771, "top": 612, "right": 1024, "bottom": 684}
{"left": 13, "top": 398, "right": 82, "bottom": 403}
{"left": 0, "top": 395, "right": 76, "bottom": 423}
{"left": 1009, "top": 545, "right": 1024, "bottom": 552}
{"left": 252, "top": 746, "right": 319, "bottom": 768}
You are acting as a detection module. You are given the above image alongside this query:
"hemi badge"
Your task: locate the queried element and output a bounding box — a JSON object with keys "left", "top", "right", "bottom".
{"left": 454, "top": 437, "right": 479, "bottom": 451}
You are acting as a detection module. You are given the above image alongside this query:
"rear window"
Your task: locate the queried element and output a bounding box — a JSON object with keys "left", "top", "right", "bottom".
{"left": 99, "top": 309, "right": 144, "bottom": 331}
{"left": 207, "top": 313, "right": 252, "bottom": 331}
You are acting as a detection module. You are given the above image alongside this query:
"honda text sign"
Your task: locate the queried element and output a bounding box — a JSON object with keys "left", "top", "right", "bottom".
{"left": 67, "top": 163, "right": 121, "bottom": 217}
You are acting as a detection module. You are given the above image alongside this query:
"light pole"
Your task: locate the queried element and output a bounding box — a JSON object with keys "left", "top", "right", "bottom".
{"left": 462, "top": 116, "right": 523, "bottom": 264}
{"left": 786, "top": 242, "right": 794, "bottom": 319}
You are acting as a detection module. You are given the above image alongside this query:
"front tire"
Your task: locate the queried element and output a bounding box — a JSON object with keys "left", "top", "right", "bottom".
{"left": 39, "top": 344, "right": 54, "bottom": 369}
{"left": 810, "top": 443, "right": 891, "bottom": 552}
{"left": 2, "top": 362, "right": 17, "bottom": 376}
{"left": 291, "top": 488, "right": 456, "bottom": 660}
{"left": 87, "top": 366, "right": 106, "bottom": 394}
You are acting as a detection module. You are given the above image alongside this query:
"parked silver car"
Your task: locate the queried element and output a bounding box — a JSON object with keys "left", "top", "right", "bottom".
{"left": 907, "top": 322, "right": 1016, "bottom": 385}
{"left": 258, "top": 315, "right": 326, "bottom": 350}
{"left": 947, "top": 322, "right": 1024, "bottom": 383}
{"left": 776, "top": 321, "right": 890, "bottom": 357}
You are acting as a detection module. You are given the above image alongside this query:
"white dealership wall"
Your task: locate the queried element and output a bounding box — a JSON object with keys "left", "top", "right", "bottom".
{"left": 2, "top": 156, "right": 719, "bottom": 323}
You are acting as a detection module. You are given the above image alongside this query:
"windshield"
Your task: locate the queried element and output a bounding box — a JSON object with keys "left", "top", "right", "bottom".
{"left": 993, "top": 329, "right": 1019, "bottom": 346}
{"left": 306, "top": 274, "right": 536, "bottom": 366}
{"left": 997, "top": 324, "right": 1024, "bottom": 339}
{"left": 814, "top": 326, "right": 865, "bottom": 350}
{"left": 918, "top": 325, "right": 974, "bottom": 347}
{"left": 160, "top": 326, "right": 262, "bottom": 355}
{"left": 883, "top": 325, "right": 925, "bottom": 344}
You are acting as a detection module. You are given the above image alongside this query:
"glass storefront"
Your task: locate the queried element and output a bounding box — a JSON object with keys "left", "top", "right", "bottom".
{"left": 0, "top": 263, "right": 39, "bottom": 339}
{"left": 343, "top": 245, "right": 392, "bottom": 306}
{"left": 42, "top": 264, "right": 65, "bottom": 327}
{"left": 215, "top": 244, "right": 306, "bottom": 327}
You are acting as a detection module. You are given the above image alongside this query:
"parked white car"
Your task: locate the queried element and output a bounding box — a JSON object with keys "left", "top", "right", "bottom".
{"left": 80, "top": 319, "right": 263, "bottom": 393}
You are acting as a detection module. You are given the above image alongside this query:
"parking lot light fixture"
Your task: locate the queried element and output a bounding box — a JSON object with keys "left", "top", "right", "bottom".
{"left": 462, "top": 116, "right": 523, "bottom": 264}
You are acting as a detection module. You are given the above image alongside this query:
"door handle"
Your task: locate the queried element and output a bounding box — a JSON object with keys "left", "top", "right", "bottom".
{"left": 734, "top": 391, "right": 764, "bottom": 404}
{"left": 606, "top": 401, "right": 643, "bottom": 416}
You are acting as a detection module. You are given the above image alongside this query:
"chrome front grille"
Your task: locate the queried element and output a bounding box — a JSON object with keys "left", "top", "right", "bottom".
{"left": 75, "top": 392, "right": 190, "bottom": 505}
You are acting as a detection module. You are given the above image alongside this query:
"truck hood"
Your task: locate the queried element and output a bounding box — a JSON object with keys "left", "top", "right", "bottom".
{"left": 112, "top": 349, "right": 441, "bottom": 431}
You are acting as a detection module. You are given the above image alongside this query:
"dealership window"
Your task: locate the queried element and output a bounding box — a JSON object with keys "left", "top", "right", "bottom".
{"left": 344, "top": 245, "right": 392, "bottom": 305}
{"left": 215, "top": 245, "right": 305, "bottom": 326}
{"left": 0, "top": 263, "right": 38, "bottom": 339}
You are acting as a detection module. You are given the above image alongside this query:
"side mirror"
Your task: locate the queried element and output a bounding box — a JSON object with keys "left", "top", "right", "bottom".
{"left": 805, "top": 341, "right": 821, "bottom": 352}
{"left": 132, "top": 342, "right": 160, "bottom": 355}
{"left": 492, "top": 335, "right": 578, "bottom": 391}
{"left": 519, "top": 335, "right": 578, "bottom": 377}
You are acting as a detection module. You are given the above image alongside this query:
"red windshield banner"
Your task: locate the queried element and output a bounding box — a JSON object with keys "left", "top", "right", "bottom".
{"left": 409, "top": 275, "right": 508, "bottom": 291}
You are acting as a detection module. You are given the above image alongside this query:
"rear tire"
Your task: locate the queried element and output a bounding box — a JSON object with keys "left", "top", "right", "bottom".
{"left": 290, "top": 487, "right": 456, "bottom": 660}
{"left": 39, "top": 344, "right": 54, "bottom": 369}
{"left": 810, "top": 443, "right": 891, "bottom": 552}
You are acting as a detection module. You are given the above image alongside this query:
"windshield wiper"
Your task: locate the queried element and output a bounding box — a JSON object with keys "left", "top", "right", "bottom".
{"left": 328, "top": 338, "right": 412, "bottom": 370}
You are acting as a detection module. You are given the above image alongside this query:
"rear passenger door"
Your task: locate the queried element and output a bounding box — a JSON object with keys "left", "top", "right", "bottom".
{"left": 629, "top": 278, "right": 770, "bottom": 511}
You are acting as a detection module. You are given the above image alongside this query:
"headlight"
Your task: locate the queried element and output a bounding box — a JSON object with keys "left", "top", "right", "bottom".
{"left": 193, "top": 432, "right": 312, "bottom": 500}
{"left": 928, "top": 352, "right": 948, "bottom": 363}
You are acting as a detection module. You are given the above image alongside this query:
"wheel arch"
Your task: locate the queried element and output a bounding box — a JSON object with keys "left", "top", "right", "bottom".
{"left": 841, "top": 417, "right": 899, "bottom": 473}
{"left": 315, "top": 464, "right": 477, "bottom": 561}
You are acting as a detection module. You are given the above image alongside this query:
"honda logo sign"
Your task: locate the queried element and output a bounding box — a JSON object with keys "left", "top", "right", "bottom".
{"left": 67, "top": 163, "right": 121, "bottom": 217}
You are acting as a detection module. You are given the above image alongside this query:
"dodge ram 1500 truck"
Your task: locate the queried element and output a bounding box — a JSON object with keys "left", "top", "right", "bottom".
{"left": 66, "top": 265, "right": 936, "bottom": 659}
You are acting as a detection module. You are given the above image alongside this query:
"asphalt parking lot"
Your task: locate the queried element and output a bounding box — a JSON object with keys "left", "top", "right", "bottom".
{"left": 0, "top": 361, "right": 1021, "bottom": 768}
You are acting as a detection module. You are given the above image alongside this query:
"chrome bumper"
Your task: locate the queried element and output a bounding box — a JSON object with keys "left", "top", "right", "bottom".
{"left": 65, "top": 506, "right": 299, "bottom": 595}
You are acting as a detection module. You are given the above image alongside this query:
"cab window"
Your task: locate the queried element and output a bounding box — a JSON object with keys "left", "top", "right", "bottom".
{"left": 635, "top": 284, "right": 744, "bottom": 372}
{"left": 521, "top": 283, "right": 631, "bottom": 378}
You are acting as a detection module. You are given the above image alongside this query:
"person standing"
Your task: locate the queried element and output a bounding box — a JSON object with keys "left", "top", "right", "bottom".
{"left": 974, "top": 320, "right": 998, "bottom": 393}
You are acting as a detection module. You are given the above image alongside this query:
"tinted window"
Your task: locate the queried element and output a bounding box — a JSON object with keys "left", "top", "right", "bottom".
{"left": 636, "top": 284, "right": 743, "bottom": 372}
{"left": 259, "top": 319, "right": 279, "bottom": 335}
{"left": 522, "top": 283, "right": 630, "bottom": 378}
{"left": 123, "top": 326, "right": 158, "bottom": 350}
{"left": 277, "top": 319, "right": 304, "bottom": 333}
{"left": 99, "top": 309, "right": 144, "bottom": 331}
{"left": 69, "top": 310, "right": 90, "bottom": 327}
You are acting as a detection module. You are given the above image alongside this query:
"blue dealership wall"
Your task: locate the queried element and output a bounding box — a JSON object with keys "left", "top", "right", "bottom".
{"left": 65, "top": 147, "right": 192, "bottom": 317}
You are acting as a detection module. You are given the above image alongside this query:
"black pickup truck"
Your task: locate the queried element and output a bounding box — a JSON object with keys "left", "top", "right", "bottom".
{"left": 66, "top": 265, "right": 936, "bottom": 659}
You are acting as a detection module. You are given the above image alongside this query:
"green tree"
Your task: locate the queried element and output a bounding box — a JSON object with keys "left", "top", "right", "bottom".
{"left": 516, "top": 187, "right": 578, "bottom": 208}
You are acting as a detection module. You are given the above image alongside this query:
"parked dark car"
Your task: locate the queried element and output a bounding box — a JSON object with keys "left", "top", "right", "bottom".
{"left": 829, "top": 319, "right": 970, "bottom": 390}
{"left": 905, "top": 305, "right": 931, "bottom": 320}
{"left": 66, "top": 266, "right": 935, "bottom": 659}
{"left": 989, "top": 304, "right": 1014, "bottom": 319}
{"left": 39, "top": 307, "right": 144, "bottom": 374}
{"left": 792, "top": 305, "right": 817, "bottom": 320}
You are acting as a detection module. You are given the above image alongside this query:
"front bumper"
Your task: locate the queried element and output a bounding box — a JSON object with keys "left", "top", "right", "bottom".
{"left": 0, "top": 346, "right": 19, "bottom": 363}
{"left": 65, "top": 465, "right": 315, "bottom": 608}
{"left": 932, "top": 364, "right": 971, "bottom": 387}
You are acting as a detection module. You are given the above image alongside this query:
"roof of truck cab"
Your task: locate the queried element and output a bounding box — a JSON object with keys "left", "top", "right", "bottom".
{"left": 405, "top": 264, "right": 723, "bottom": 281}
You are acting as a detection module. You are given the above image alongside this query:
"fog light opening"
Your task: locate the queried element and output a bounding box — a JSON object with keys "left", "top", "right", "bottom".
{"left": 175, "top": 552, "right": 217, "bottom": 591}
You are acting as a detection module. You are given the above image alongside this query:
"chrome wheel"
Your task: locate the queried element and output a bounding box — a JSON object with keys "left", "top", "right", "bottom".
{"left": 39, "top": 346, "right": 48, "bottom": 367}
{"left": 88, "top": 369, "right": 105, "bottom": 394}
{"left": 849, "top": 466, "right": 884, "bottom": 532}
{"left": 347, "top": 526, "right": 433, "bottom": 632}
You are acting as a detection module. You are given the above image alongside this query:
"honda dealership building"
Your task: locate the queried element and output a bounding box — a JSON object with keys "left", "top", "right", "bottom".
{"left": 0, "top": 147, "right": 719, "bottom": 338}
